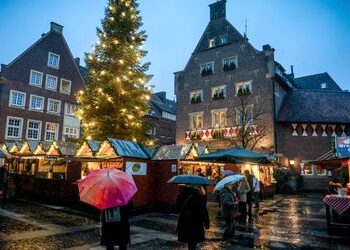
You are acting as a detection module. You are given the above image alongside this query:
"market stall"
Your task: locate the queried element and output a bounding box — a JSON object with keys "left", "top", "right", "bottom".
{"left": 197, "top": 147, "right": 276, "bottom": 198}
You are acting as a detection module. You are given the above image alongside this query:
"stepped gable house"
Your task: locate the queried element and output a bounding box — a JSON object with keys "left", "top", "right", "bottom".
{"left": 146, "top": 91, "right": 176, "bottom": 145}
{"left": 175, "top": 0, "right": 350, "bottom": 170}
{"left": 0, "top": 22, "right": 85, "bottom": 142}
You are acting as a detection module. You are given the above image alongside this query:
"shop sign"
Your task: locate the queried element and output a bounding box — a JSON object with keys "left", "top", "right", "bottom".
{"left": 126, "top": 162, "right": 147, "bottom": 175}
{"left": 171, "top": 164, "right": 177, "bottom": 173}
{"left": 335, "top": 136, "right": 350, "bottom": 158}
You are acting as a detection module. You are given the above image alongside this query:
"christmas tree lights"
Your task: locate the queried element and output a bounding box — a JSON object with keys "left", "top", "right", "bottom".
{"left": 77, "top": 0, "right": 153, "bottom": 145}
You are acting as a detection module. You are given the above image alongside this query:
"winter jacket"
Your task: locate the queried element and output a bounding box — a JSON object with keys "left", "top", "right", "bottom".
{"left": 176, "top": 187, "right": 210, "bottom": 244}
{"left": 219, "top": 187, "right": 239, "bottom": 218}
{"left": 100, "top": 202, "right": 132, "bottom": 246}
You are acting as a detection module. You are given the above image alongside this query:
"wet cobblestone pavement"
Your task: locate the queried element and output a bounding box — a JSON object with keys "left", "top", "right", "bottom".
{"left": 0, "top": 194, "right": 349, "bottom": 249}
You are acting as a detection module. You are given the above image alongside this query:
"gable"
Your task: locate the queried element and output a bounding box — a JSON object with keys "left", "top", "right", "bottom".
{"left": 2, "top": 27, "right": 84, "bottom": 91}
{"left": 76, "top": 141, "right": 94, "bottom": 157}
{"left": 96, "top": 141, "right": 118, "bottom": 158}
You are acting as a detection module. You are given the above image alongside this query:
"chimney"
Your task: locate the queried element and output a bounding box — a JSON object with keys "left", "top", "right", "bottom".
{"left": 209, "top": 0, "right": 226, "bottom": 21}
{"left": 263, "top": 44, "right": 275, "bottom": 78}
{"left": 1, "top": 64, "right": 7, "bottom": 73}
{"left": 74, "top": 57, "right": 80, "bottom": 66}
{"left": 289, "top": 65, "right": 295, "bottom": 80}
{"left": 50, "top": 22, "right": 63, "bottom": 34}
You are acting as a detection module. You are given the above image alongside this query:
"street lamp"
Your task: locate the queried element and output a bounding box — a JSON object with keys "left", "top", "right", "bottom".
{"left": 289, "top": 159, "right": 295, "bottom": 166}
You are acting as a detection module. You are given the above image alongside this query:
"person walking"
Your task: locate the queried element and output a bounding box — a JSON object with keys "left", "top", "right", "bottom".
{"left": 100, "top": 201, "right": 133, "bottom": 250}
{"left": 237, "top": 178, "right": 251, "bottom": 222}
{"left": 219, "top": 183, "right": 240, "bottom": 242}
{"left": 244, "top": 170, "right": 254, "bottom": 216}
{"left": 176, "top": 185, "right": 210, "bottom": 250}
{"left": 252, "top": 175, "right": 260, "bottom": 209}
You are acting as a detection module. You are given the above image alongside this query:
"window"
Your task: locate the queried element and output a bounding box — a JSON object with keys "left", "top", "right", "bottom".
{"left": 200, "top": 62, "right": 214, "bottom": 77}
{"left": 64, "top": 127, "right": 79, "bottom": 139}
{"left": 236, "top": 105, "right": 253, "bottom": 126}
{"left": 9, "top": 90, "right": 26, "bottom": 108}
{"left": 65, "top": 103, "right": 77, "bottom": 116}
{"left": 29, "top": 95, "right": 44, "bottom": 111}
{"left": 190, "top": 90, "right": 203, "bottom": 104}
{"left": 220, "top": 34, "right": 228, "bottom": 45}
{"left": 46, "top": 75, "right": 58, "bottom": 91}
{"left": 189, "top": 112, "right": 203, "bottom": 130}
{"left": 29, "top": 70, "right": 43, "bottom": 87}
{"left": 60, "top": 79, "right": 71, "bottom": 94}
{"left": 27, "top": 120, "right": 41, "bottom": 140}
{"left": 223, "top": 56, "right": 238, "bottom": 71}
{"left": 47, "top": 99, "right": 61, "bottom": 114}
{"left": 45, "top": 122, "right": 59, "bottom": 141}
{"left": 211, "top": 109, "right": 227, "bottom": 128}
{"left": 162, "top": 112, "right": 176, "bottom": 121}
{"left": 236, "top": 81, "right": 252, "bottom": 95}
{"left": 209, "top": 38, "right": 215, "bottom": 48}
{"left": 6, "top": 116, "right": 23, "bottom": 139}
{"left": 47, "top": 52, "right": 60, "bottom": 69}
{"left": 146, "top": 126, "right": 157, "bottom": 136}
{"left": 211, "top": 85, "right": 226, "bottom": 100}
{"left": 321, "top": 83, "right": 327, "bottom": 89}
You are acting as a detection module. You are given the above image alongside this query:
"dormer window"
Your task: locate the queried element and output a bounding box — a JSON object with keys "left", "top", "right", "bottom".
{"left": 190, "top": 90, "right": 203, "bottom": 104}
{"left": 211, "top": 85, "right": 226, "bottom": 100}
{"left": 48, "top": 52, "right": 60, "bottom": 69}
{"left": 209, "top": 38, "right": 215, "bottom": 48}
{"left": 223, "top": 56, "right": 237, "bottom": 71}
{"left": 321, "top": 83, "right": 327, "bottom": 89}
{"left": 200, "top": 62, "right": 214, "bottom": 77}
{"left": 220, "top": 34, "right": 228, "bottom": 45}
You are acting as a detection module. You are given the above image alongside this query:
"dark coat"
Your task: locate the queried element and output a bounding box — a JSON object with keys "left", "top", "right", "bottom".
{"left": 176, "top": 187, "right": 210, "bottom": 244}
{"left": 100, "top": 202, "right": 132, "bottom": 246}
{"left": 219, "top": 187, "right": 239, "bottom": 218}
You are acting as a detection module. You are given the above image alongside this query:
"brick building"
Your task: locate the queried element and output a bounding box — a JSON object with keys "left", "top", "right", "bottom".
{"left": 0, "top": 22, "right": 85, "bottom": 143}
{"left": 146, "top": 91, "right": 176, "bottom": 145}
{"left": 175, "top": 0, "right": 350, "bottom": 172}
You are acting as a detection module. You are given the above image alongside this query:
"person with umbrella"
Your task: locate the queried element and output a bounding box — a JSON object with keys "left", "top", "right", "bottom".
{"left": 168, "top": 174, "right": 211, "bottom": 250}
{"left": 176, "top": 184, "right": 210, "bottom": 250}
{"left": 78, "top": 169, "right": 138, "bottom": 250}
{"left": 219, "top": 183, "right": 240, "bottom": 242}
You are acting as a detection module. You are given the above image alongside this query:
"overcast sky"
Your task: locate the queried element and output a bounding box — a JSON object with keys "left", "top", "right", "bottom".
{"left": 1, "top": 0, "right": 349, "bottom": 99}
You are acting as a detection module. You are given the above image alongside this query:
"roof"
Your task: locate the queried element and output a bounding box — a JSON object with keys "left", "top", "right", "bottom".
{"left": 86, "top": 140, "right": 101, "bottom": 153}
{"left": 278, "top": 89, "right": 350, "bottom": 124}
{"left": 294, "top": 72, "right": 342, "bottom": 91}
{"left": 196, "top": 147, "right": 271, "bottom": 164}
{"left": 27, "top": 140, "right": 40, "bottom": 152}
{"left": 107, "top": 138, "right": 153, "bottom": 159}
{"left": 152, "top": 144, "right": 193, "bottom": 160}
{"left": 0, "top": 148, "right": 11, "bottom": 159}
{"left": 197, "top": 145, "right": 208, "bottom": 155}
{"left": 53, "top": 142, "right": 77, "bottom": 156}
{"left": 149, "top": 92, "right": 176, "bottom": 118}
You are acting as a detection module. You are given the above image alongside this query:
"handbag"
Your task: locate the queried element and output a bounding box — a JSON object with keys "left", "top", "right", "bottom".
{"left": 104, "top": 207, "right": 121, "bottom": 223}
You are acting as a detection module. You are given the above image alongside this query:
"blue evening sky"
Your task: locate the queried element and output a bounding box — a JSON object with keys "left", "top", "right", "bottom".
{"left": 1, "top": 0, "right": 349, "bottom": 99}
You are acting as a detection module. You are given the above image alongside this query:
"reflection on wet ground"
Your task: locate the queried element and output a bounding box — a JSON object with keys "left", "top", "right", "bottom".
{"left": 0, "top": 194, "right": 349, "bottom": 249}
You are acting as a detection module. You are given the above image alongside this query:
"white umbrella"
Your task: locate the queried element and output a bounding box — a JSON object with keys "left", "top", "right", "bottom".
{"left": 214, "top": 174, "right": 245, "bottom": 191}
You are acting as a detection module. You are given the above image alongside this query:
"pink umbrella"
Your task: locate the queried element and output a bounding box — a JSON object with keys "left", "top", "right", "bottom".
{"left": 78, "top": 168, "right": 137, "bottom": 210}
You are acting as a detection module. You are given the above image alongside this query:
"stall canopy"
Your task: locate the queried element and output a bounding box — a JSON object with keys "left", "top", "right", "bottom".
{"left": 97, "top": 138, "right": 155, "bottom": 159}
{"left": 152, "top": 144, "right": 208, "bottom": 161}
{"left": 196, "top": 147, "right": 272, "bottom": 164}
{"left": 310, "top": 150, "right": 348, "bottom": 170}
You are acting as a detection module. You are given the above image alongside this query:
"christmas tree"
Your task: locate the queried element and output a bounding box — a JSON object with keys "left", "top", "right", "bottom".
{"left": 77, "top": 0, "right": 153, "bottom": 145}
